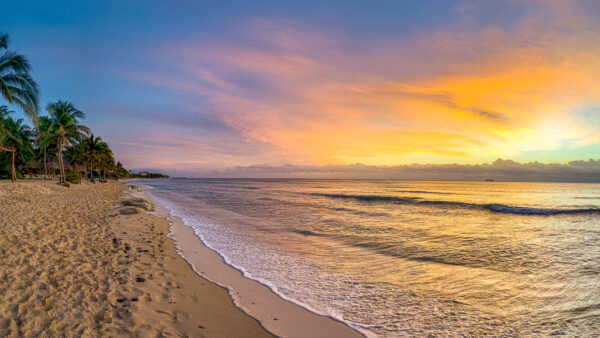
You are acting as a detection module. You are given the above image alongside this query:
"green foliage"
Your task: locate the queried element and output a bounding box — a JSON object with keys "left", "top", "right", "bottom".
{"left": 0, "top": 154, "right": 12, "bottom": 179}
{"left": 116, "top": 161, "right": 129, "bottom": 178}
{"left": 46, "top": 100, "right": 89, "bottom": 182}
{"left": 128, "top": 172, "right": 169, "bottom": 178}
{"left": 0, "top": 105, "right": 34, "bottom": 179}
{"left": 0, "top": 32, "right": 132, "bottom": 181}
{"left": 65, "top": 170, "right": 81, "bottom": 184}
{"left": 2, "top": 100, "right": 130, "bottom": 181}
{"left": 0, "top": 32, "right": 40, "bottom": 125}
{"left": 83, "top": 134, "right": 117, "bottom": 181}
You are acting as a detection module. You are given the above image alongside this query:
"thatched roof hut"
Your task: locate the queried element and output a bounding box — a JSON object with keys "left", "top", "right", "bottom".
{"left": 24, "top": 160, "right": 41, "bottom": 169}
{"left": 71, "top": 164, "right": 85, "bottom": 172}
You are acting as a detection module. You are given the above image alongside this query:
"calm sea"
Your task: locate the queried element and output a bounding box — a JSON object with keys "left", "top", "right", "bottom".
{"left": 134, "top": 179, "right": 600, "bottom": 336}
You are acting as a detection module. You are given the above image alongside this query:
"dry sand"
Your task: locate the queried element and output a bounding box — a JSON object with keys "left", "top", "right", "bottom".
{"left": 0, "top": 180, "right": 272, "bottom": 337}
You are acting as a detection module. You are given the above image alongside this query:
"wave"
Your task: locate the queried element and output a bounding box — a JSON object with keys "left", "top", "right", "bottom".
{"left": 313, "top": 193, "right": 419, "bottom": 203}
{"left": 147, "top": 192, "right": 375, "bottom": 338}
{"left": 292, "top": 230, "right": 522, "bottom": 272}
{"left": 396, "top": 190, "right": 453, "bottom": 195}
{"left": 312, "top": 193, "right": 600, "bottom": 216}
{"left": 292, "top": 229, "right": 323, "bottom": 236}
{"left": 330, "top": 206, "right": 390, "bottom": 217}
{"left": 487, "top": 204, "right": 600, "bottom": 215}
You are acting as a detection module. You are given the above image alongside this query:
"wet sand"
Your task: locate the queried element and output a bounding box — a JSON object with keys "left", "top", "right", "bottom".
{"left": 135, "top": 187, "right": 364, "bottom": 338}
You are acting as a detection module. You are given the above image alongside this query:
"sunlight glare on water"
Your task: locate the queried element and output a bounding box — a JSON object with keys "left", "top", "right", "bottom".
{"left": 136, "top": 179, "right": 600, "bottom": 336}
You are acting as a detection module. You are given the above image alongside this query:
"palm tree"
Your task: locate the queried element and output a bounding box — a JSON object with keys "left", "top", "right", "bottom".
{"left": 36, "top": 116, "right": 53, "bottom": 179}
{"left": 84, "top": 133, "right": 102, "bottom": 181}
{"left": 3, "top": 115, "right": 33, "bottom": 165}
{"left": 0, "top": 105, "right": 14, "bottom": 142}
{"left": 46, "top": 100, "right": 89, "bottom": 183}
{"left": 0, "top": 33, "right": 39, "bottom": 125}
{"left": 94, "top": 140, "right": 114, "bottom": 179}
{"left": 116, "top": 161, "right": 128, "bottom": 179}
{"left": 63, "top": 141, "right": 88, "bottom": 174}
{"left": 0, "top": 112, "right": 33, "bottom": 179}
{"left": 0, "top": 106, "right": 15, "bottom": 179}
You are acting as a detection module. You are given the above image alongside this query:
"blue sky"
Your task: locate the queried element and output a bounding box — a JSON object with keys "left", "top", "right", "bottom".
{"left": 2, "top": 1, "right": 600, "bottom": 176}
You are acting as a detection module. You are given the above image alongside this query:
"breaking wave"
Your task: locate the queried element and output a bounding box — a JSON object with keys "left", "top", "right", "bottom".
{"left": 312, "top": 193, "right": 600, "bottom": 216}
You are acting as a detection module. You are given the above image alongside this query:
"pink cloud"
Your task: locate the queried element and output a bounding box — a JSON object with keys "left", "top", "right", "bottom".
{"left": 121, "top": 7, "right": 600, "bottom": 169}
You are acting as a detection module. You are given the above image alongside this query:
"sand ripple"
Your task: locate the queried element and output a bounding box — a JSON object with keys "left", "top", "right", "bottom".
{"left": 0, "top": 181, "right": 134, "bottom": 336}
{"left": 0, "top": 180, "right": 272, "bottom": 337}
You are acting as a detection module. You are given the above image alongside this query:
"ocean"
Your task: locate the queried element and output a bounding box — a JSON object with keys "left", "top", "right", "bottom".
{"left": 134, "top": 179, "right": 600, "bottom": 336}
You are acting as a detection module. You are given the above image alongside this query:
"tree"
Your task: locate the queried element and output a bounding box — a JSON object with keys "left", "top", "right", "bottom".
{"left": 0, "top": 105, "right": 14, "bottom": 143}
{"left": 0, "top": 33, "right": 39, "bottom": 125}
{"left": 0, "top": 109, "right": 33, "bottom": 178}
{"left": 94, "top": 140, "right": 114, "bottom": 179}
{"left": 46, "top": 100, "right": 89, "bottom": 183}
{"left": 116, "top": 161, "right": 129, "bottom": 179}
{"left": 3, "top": 115, "right": 33, "bottom": 164}
{"left": 69, "top": 135, "right": 119, "bottom": 181}
{"left": 63, "top": 142, "right": 86, "bottom": 168}
{"left": 84, "top": 133, "right": 102, "bottom": 181}
{"left": 36, "top": 116, "right": 53, "bottom": 178}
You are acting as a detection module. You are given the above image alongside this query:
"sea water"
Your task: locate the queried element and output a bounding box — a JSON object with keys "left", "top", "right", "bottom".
{"left": 134, "top": 179, "right": 600, "bottom": 336}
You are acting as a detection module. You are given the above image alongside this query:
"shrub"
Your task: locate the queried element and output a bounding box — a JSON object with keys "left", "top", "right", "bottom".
{"left": 65, "top": 171, "right": 81, "bottom": 184}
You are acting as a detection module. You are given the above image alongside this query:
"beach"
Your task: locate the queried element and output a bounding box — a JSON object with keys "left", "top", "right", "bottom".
{"left": 3, "top": 178, "right": 598, "bottom": 336}
{"left": 0, "top": 180, "right": 272, "bottom": 336}
{"left": 0, "top": 179, "right": 363, "bottom": 337}
{"left": 3, "top": 1, "right": 600, "bottom": 336}
{"left": 134, "top": 186, "right": 363, "bottom": 338}
{"left": 133, "top": 178, "right": 600, "bottom": 336}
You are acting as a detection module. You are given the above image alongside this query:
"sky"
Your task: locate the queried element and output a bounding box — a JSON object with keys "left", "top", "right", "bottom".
{"left": 2, "top": 0, "right": 600, "bottom": 178}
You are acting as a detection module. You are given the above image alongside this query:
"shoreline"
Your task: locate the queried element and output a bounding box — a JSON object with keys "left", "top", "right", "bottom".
{"left": 133, "top": 184, "right": 364, "bottom": 338}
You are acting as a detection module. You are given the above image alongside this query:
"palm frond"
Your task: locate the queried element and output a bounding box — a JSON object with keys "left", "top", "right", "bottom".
{"left": 0, "top": 33, "right": 8, "bottom": 50}
{"left": 0, "top": 51, "right": 33, "bottom": 74}
{"left": 0, "top": 36, "right": 40, "bottom": 126}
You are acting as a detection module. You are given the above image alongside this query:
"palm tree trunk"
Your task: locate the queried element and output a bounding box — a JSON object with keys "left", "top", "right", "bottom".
{"left": 91, "top": 156, "right": 95, "bottom": 182}
{"left": 62, "top": 156, "right": 65, "bottom": 182}
{"left": 57, "top": 141, "right": 64, "bottom": 183}
{"left": 88, "top": 152, "right": 92, "bottom": 181}
{"left": 58, "top": 151, "right": 61, "bottom": 183}
{"left": 43, "top": 147, "right": 47, "bottom": 179}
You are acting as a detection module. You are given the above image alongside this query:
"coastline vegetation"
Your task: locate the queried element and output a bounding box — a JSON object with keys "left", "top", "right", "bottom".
{"left": 128, "top": 172, "right": 170, "bottom": 179}
{"left": 0, "top": 32, "right": 138, "bottom": 182}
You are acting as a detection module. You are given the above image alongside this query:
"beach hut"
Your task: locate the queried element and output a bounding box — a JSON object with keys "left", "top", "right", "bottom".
{"left": 0, "top": 145, "right": 16, "bottom": 182}
{"left": 24, "top": 160, "right": 42, "bottom": 178}
{"left": 47, "top": 161, "right": 61, "bottom": 179}
{"left": 72, "top": 164, "right": 86, "bottom": 176}
{"left": 66, "top": 163, "right": 85, "bottom": 184}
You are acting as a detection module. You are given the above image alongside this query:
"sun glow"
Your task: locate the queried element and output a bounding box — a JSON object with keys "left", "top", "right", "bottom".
{"left": 90, "top": 1, "right": 600, "bottom": 172}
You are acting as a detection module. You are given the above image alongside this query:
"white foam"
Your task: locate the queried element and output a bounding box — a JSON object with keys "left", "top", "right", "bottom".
{"left": 149, "top": 192, "right": 377, "bottom": 337}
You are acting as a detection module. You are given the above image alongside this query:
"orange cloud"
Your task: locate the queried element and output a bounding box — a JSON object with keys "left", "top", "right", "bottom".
{"left": 139, "top": 4, "right": 600, "bottom": 166}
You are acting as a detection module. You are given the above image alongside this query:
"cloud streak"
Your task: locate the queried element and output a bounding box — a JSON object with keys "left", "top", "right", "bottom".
{"left": 8, "top": 1, "right": 600, "bottom": 174}
{"left": 193, "top": 159, "right": 600, "bottom": 182}
{"left": 92, "top": 1, "right": 600, "bottom": 174}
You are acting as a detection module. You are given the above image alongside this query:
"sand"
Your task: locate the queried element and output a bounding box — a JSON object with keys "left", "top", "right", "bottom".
{"left": 137, "top": 188, "right": 364, "bottom": 338}
{"left": 0, "top": 180, "right": 272, "bottom": 337}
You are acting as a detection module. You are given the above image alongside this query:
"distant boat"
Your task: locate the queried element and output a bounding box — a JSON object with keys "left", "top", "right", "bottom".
{"left": 485, "top": 179, "right": 494, "bottom": 182}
